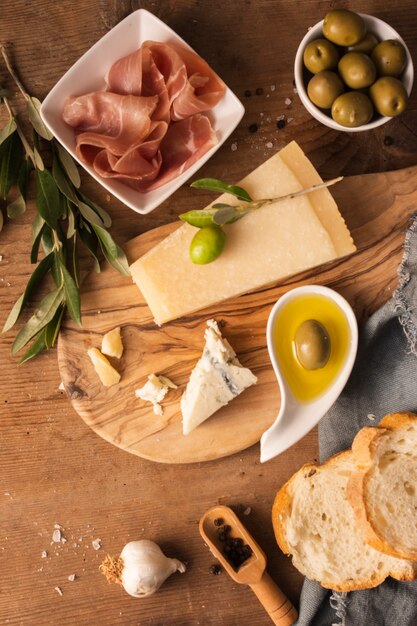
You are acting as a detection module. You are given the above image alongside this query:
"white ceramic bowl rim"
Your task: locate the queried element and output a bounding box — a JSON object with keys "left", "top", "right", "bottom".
{"left": 294, "top": 13, "right": 414, "bottom": 133}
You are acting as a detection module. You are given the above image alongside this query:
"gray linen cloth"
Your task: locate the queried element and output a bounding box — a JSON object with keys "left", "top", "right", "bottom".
{"left": 295, "top": 217, "right": 417, "bottom": 626}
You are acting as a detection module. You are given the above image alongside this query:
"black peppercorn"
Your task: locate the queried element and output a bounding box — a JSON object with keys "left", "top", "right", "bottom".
{"left": 244, "top": 89, "right": 251, "bottom": 97}
{"left": 249, "top": 123, "right": 258, "bottom": 133}
{"left": 384, "top": 136, "right": 394, "bottom": 146}
{"left": 214, "top": 518, "right": 224, "bottom": 527}
{"left": 256, "top": 87, "right": 263, "bottom": 95}
{"left": 209, "top": 564, "right": 222, "bottom": 575}
{"left": 276, "top": 118, "right": 286, "bottom": 130}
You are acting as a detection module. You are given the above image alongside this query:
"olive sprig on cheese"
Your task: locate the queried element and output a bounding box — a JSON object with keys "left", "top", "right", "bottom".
{"left": 180, "top": 175, "right": 343, "bottom": 264}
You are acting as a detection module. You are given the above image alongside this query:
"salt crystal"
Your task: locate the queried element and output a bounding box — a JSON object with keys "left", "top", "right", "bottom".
{"left": 92, "top": 538, "right": 102, "bottom": 551}
{"left": 41, "top": 551, "right": 48, "bottom": 558}
{"left": 270, "top": 84, "right": 276, "bottom": 92}
{"left": 231, "top": 142, "right": 237, "bottom": 152}
{"left": 52, "top": 529, "right": 61, "bottom": 543}
{"left": 54, "top": 586, "right": 63, "bottom": 596}
{"left": 58, "top": 382, "right": 65, "bottom": 391}
{"left": 266, "top": 142, "right": 273, "bottom": 149}
{"left": 68, "top": 574, "right": 76, "bottom": 582}
{"left": 285, "top": 97, "right": 292, "bottom": 106}
{"left": 243, "top": 507, "right": 252, "bottom": 516}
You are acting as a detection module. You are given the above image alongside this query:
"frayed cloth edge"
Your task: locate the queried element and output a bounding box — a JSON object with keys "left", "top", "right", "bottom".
{"left": 330, "top": 591, "right": 348, "bottom": 626}
{"left": 393, "top": 213, "right": 417, "bottom": 357}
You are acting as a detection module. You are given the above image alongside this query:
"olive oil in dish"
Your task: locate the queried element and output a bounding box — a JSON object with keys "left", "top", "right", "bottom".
{"left": 272, "top": 294, "right": 350, "bottom": 403}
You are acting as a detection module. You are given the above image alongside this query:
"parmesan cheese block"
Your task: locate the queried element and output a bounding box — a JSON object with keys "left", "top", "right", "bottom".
{"left": 130, "top": 141, "right": 356, "bottom": 325}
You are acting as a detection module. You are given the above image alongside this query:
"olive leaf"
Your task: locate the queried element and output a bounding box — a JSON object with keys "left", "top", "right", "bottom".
{"left": 7, "top": 193, "right": 26, "bottom": 218}
{"left": 78, "top": 200, "right": 106, "bottom": 228}
{"left": 52, "top": 153, "right": 79, "bottom": 205}
{"left": 44, "top": 305, "right": 64, "bottom": 349}
{"left": 92, "top": 223, "right": 130, "bottom": 275}
{"left": 36, "top": 168, "right": 61, "bottom": 229}
{"left": 19, "top": 329, "right": 47, "bottom": 364}
{"left": 212, "top": 206, "right": 246, "bottom": 225}
{"left": 54, "top": 140, "right": 80, "bottom": 188}
{"left": 78, "top": 225, "right": 101, "bottom": 273}
{"left": 58, "top": 258, "right": 81, "bottom": 326}
{"left": 27, "top": 97, "right": 54, "bottom": 141}
{"left": 79, "top": 191, "right": 112, "bottom": 228}
{"left": 31, "top": 219, "right": 46, "bottom": 263}
{"left": 12, "top": 287, "right": 64, "bottom": 354}
{"left": 179, "top": 208, "right": 220, "bottom": 228}
{"left": 191, "top": 178, "right": 253, "bottom": 202}
{"left": 0, "top": 131, "right": 23, "bottom": 199}
{"left": 66, "top": 202, "right": 76, "bottom": 239}
{"left": 2, "top": 252, "right": 54, "bottom": 333}
{"left": 0, "top": 208, "right": 3, "bottom": 232}
{"left": 0, "top": 116, "right": 16, "bottom": 146}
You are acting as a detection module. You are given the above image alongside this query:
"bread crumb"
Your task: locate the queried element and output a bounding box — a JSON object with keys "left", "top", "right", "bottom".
{"left": 54, "top": 586, "right": 63, "bottom": 596}
{"left": 92, "top": 538, "right": 102, "bottom": 551}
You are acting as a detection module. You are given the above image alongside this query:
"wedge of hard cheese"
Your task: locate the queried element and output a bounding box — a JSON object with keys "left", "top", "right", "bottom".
{"left": 130, "top": 141, "right": 356, "bottom": 325}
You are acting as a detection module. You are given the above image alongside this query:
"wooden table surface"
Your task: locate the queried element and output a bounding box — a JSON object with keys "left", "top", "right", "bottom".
{"left": 1, "top": 1, "right": 416, "bottom": 625}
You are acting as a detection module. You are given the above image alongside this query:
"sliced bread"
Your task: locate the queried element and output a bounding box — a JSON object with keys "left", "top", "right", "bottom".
{"left": 348, "top": 412, "right": 417, "bottom": 560}
{"left": 272, "top": 450, "right": 417, "bottom": 591}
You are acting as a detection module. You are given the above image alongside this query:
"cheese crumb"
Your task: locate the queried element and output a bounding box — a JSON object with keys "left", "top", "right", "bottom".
{"left": 367, "top": 413, "right": 376, "bottom": 421}
{"left": 58, "top": 382, "right": 65, "bottom": 391}
{"left": 68, "top": 574, "right": 76, "bottom": 582}
{"left": 41, "top": 551, "right": 48, "bottom": 558}
{"left": 135, "top": 374, "right": 177, "bottom": 416}
{"left": 52, "top": 529, "right": 61, "bottom": 543}
{"left": 92, "top": 538, "right": 102, "bottom": 551}
{"left": 265, "top": 142, "right": 273, "bottom": 149}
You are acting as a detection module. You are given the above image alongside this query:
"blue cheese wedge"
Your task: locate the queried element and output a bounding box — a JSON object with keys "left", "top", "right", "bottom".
{"left": 181, "top": 320, "right": 257, "bottom": 435}
{"left": 135, "top": 374, "right": 177, "bottom": 416}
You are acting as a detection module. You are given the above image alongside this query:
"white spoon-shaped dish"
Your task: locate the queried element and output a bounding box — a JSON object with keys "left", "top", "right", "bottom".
{"left": 260, "top": 285, "right": 358, "bottom": 463}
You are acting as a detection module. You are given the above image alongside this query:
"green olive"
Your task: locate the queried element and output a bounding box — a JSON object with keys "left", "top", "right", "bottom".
{"left": 294, "top": 319, "right": 331, "bottom": 371}
{"left": 338, "top": 52, "right": 377, "bottom": 89}
{"left": 369, "top": 76, "right": 408, "bottom": 117}
{"left": 323, "top": 9, "right": 366, "bottom": 47}
{"left": 189, "top": 226, "right": 226, "bottom": 264}
{"left": 347, "top": 32, "right": 379, "bottom": 54}
{"left": 331, "top": 91, "right": 374, "bottom": 127}
{"left": 303, "top": 39, "right": 340, "bottom": 74}
{"left": 307, "top": 71, "right": 344, "bottom": 109}
{"left": 371, "top": 39, "right": 407, "bottom": 77}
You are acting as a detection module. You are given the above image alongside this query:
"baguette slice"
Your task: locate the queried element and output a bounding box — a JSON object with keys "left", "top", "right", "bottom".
{"left": 348, "top": 412, "right": 417, "bottom": 560}
{"left": 272, "top": 450, "right": 417, "bottom": 591}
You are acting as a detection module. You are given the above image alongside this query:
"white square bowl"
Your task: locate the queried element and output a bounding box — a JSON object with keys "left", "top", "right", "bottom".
{"left": 40, "top": 9, "right": 245, "bottom": 215}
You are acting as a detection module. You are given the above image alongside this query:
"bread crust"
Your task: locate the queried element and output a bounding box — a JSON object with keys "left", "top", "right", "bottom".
{"left": 272, "top": 447, "right": 417, "bottom": 591}
{"left": 348, "top": 412, "right": 417, "bottom": 560}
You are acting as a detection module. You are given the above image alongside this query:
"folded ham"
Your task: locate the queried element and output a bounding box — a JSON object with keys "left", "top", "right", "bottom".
{"left": 62, "top": 40, "right": 227, "bottom": 193}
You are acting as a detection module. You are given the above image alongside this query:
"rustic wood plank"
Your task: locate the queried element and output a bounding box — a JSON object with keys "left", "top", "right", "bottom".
{"left": 1, "top": 0, "right": 417, "bottom": 624}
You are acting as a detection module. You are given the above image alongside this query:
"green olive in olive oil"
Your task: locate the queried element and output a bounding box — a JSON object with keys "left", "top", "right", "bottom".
{"left": 273, "top": 294, "right": 350, "bottom": 403}
{"left": 294, "top": 319, "right": 331, "bottom": 370}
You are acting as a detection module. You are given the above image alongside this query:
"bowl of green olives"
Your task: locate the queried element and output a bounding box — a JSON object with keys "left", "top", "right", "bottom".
{"left": 294, "top": 10, "right": 414, "bottom": 131}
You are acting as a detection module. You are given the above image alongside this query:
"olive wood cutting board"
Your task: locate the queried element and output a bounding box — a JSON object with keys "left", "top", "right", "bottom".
{"left": 57, "top": 164, "right": 417, "bottom": 463}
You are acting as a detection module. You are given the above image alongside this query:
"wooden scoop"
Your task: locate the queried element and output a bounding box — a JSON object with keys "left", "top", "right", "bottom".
{"left": 199, "top": 505, "right": 297, "bottom": 625}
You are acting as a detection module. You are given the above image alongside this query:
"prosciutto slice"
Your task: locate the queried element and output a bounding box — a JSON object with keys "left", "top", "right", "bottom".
{"left": 63, "top": 40, "right": 227, "bottom": 193}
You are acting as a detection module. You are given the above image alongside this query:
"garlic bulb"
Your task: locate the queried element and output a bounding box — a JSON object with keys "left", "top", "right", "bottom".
{"left": 100, "top": 540, "right": 186, "bottom": 598}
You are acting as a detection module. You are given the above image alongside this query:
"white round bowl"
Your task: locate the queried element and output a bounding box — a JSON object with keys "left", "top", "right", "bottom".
{"left": 294, "top": 13, "right": 414, "bottom": 132}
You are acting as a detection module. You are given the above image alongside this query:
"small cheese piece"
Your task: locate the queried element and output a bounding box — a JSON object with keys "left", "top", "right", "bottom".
{"left": 130, "top": 141, "right": 356, "bottom": 325}
{"left": 87, "top": 347, "right": 121, "bottom": 387}
{"left": 181, "top": 320, "right": 257, "bottom": 435}
{"left": 101, "top": 326, "right": 123, "bottom": 359}
{"left": 135, "top": 374, "right": 177, "bottom": 416}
